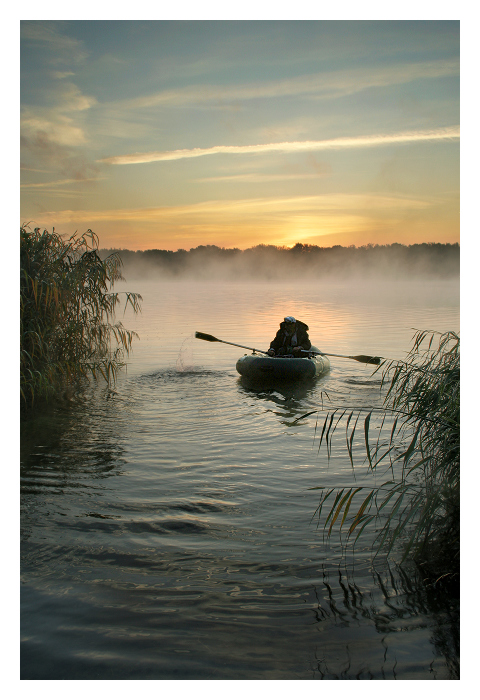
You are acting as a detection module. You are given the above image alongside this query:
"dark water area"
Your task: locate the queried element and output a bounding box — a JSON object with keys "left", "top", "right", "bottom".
{"left": 20, "top": 279, "right": 460, "bottom": 680}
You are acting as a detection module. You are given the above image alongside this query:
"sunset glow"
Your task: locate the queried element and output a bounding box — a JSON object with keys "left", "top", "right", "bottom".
{"left": 20, "top": 21, "right": 460, "bottom": 251}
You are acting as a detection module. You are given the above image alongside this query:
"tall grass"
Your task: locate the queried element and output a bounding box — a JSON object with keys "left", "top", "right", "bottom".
{"left": 311, "top": 330, "right": 459, "bottom": 580}
{"left": 21, "top": 226, "right": 142, "bottom": 408}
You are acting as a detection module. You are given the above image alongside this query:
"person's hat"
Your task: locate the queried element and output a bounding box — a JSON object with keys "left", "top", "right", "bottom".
{"left": 284, "top": 316, "right": 296, "bottom": 323}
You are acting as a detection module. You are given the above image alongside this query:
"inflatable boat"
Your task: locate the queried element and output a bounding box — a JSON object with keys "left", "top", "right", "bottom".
{"left": 236, "top": 346, "right": 330, "bottom": 382}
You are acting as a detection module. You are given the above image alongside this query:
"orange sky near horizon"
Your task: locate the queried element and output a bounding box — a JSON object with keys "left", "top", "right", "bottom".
{"left": 27, "top": 194, "right": 459, "bottom": 252}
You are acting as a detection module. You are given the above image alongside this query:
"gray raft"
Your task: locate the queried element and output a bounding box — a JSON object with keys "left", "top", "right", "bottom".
{"left": 236, "top": 346, "right": 330, "bottom": 382}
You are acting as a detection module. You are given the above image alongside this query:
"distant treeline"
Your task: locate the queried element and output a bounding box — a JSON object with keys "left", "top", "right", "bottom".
{"left": 100, "top": 242, "right": 460, "bottom": 280}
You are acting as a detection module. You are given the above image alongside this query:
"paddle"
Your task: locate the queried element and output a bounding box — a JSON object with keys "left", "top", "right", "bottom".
{"left": 195, "top": 331, "right": 268, "bottom": 355}
{"left": 300, "top": 349, "right": 382, "bottom": 365}
{"left": 195, "top": 331, "right": 382, "bottom": 365}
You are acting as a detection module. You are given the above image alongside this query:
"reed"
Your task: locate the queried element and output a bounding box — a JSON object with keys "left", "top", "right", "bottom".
{"left": 310, "top": 330, "right": 459, "bottom": 579}
{"left": 20, "top": 226, "right": 142, "bottom": 408}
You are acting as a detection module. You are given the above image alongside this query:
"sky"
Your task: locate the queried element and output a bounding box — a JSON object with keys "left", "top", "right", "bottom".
{"left": 20, "top": 20, "right": 460, "bottom": 252}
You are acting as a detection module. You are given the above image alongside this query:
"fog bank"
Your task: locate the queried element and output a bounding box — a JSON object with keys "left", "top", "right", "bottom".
{"left": 101, "top": 242, "right": 459, "bottom": 282}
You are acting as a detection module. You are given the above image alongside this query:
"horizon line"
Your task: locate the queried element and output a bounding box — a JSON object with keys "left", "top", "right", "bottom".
{"left": 98, "top": 240, "right": 460, "bottom": 253}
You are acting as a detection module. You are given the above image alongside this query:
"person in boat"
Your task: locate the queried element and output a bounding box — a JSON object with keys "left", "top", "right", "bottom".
{"left": 267, "top": 316, "right": 311, "bottom": 357}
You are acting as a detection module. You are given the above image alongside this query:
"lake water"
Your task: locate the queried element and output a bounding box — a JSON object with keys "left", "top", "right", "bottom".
{"left": 20, "top": 277, "right": 460, "bottom": 680}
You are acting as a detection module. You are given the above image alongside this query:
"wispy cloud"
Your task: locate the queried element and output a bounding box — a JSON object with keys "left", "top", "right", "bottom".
{"left": 99, "top": 126, "right": 460, "bottom": 166}
{"left": 22, "top": 113, "right": 88, "bottom": 148}
{"left": 33, "top": 192, "right": 432, "bottom": 224}
{"left": 21, "top": 80, "right": 99, "bottom": 183}
{"left": 56, "top": 83, "right": 97, "bottom": 113}
{"left": 194, "top": 173, "right": 328, "bottom": 183}
{"left": 21, "top": 82, "right": 97, "bottom": 150}
{"left": 112, "top": 58, "right": 458, "bottom": 110}
{"left": 20, "top": 21, "right": 88, "bottom": 64}
{"left": 52, "top": 71, "right": 76, "bottom": 80}
{"left": 21, "top": 177, "right": 103, "bottom": 189}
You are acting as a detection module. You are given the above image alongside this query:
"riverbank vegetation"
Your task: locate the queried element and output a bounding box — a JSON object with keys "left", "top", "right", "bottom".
{"left": 100, "top": 242, "right": 459, "bottom": 280}
{"left": 21, "top": 226, "right": 141, "bottom": 410}
{"left": 310, "top": 330, "right": 459, "bottom": 587}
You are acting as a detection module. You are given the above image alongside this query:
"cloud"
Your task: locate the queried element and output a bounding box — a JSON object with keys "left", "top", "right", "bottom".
{"left": 20, "top": 119, "right": 100, "bottom": 183}
{"left": 194, "top": 173, "right": 329, "bottom": 183}
{"left": 52, "top": 71, "right": 76, "bottom": 80}
{"left": 99, "top": 126, "right": 460, "bottom": 166}
{"left": 22, "top": 113, "right": 87, "bottom": 148}
{"left": 111, "top": 58, "right": 458, "bottom": 111}
{"left": 59, "top": 83, "right": 97, "bottom": 112}
{"left": 21, "top": 81, "right": 98, "bottom": 181}
{"left": 32, "top": 192, "right": 432, "bottom": 225}
{"left": 21, "top": 80, "right": 97, "bottom": 152}
{"left": 21, "top": 21, "right": 88, "bottom": 64}
{"left": 21, "top": 177, "right": 103, "bottom": 189}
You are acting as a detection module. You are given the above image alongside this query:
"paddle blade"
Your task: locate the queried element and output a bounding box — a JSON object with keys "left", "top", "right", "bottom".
{"left": 354, "top": 355, "right": 382, "bottom": 365}
{"left": 195, "top": 331, "right": 219, "bottom": 343}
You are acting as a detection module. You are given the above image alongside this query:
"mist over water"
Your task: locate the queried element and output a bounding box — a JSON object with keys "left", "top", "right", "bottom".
{"left": 21, "top": 274, "right": 459, "bottom": 680}
{"left": 102, "top": 242, "right": 459, "bottom": 283}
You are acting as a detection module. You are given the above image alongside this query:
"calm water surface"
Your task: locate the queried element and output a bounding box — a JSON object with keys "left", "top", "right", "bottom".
{"left": 21, "top": 278, "right": 460, "bottom": 679}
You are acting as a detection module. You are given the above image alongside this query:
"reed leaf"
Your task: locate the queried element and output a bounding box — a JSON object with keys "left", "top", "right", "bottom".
{"left": 348, "top": 490, "right": 375, "bottom": 535}
{"left": 364, "top": 412, "right": 373, "bottom": 468}
{"left": 317, "top": 413, "right": 329, "bottom": 453}
{"left": 324, "top": 489, "right": 345, "bottom": 529}
{"left": 340, "top": 487, "right": 364, "bottom": 528}
{"left": 311, "top": 330, "right": 459, "bottom": 578}
{"left": 328, "top": 488, "right": 354, "bottom": 536}
{"left": 352, "top": 514, "right": 376, "bottom": 544}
